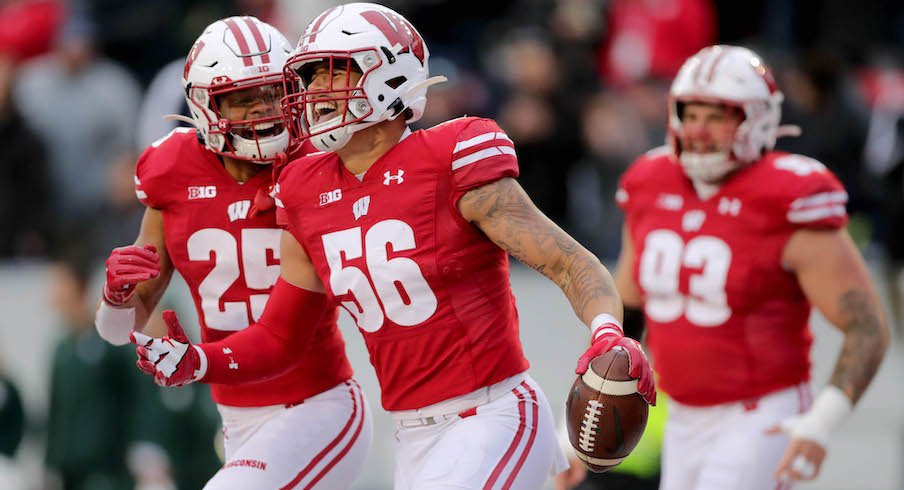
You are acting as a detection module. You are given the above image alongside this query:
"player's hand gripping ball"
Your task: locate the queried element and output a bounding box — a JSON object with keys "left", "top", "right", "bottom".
{"left": 566, "top": 346, "right": 649, "bottom": 472}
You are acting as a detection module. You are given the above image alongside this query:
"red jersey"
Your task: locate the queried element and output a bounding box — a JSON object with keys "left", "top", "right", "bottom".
{"left": 275, "top": 117, "right": 530, "bottom": 411}
{"left": 134, "top": 128, "right": 352, "bottom": 407}
{"left": 617, "top": 148, "right": 848, "bottom": 406}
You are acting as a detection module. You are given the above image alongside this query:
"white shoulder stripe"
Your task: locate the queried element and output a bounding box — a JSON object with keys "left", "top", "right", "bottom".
{"left": 135, "top": 190, "right": 147, "bottom": 200}
{"left": 787, "top": 205, "right": 846, "bottom": 223}
{"left": 274, "top": 197, "right": 285, "bottom": 208}
{"left": 453, "top": 132, "right": 512, "bottom": 153}
{"left": 790, "top": 191, "right": 848, "bottom": 210}
{"left": 451, "top": 146, "right": 516, "bottom": 171}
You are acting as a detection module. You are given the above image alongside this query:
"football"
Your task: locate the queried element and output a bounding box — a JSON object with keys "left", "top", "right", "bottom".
{"left": 565, "top": 346, "right": 649, "bottom": 472}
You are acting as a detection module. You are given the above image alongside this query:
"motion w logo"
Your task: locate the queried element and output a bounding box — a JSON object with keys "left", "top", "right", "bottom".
{"left": 227, "top": 200, "right": 251, "bottom": 222}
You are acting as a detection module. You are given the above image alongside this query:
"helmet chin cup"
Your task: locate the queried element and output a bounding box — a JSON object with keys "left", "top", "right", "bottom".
{"left": 232, "top": 129, "right": 289, "bottom": 163}
{"left": 310, "top": 123, "right": 353, "bottom": 152}
{"left": 680, "top": 151, "right": 738, "bottom": 184}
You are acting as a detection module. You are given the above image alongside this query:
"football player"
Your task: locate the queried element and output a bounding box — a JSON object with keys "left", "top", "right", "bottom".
{"left": 130, "top": 3, "right": 656, "bottom": 489}
{"left": 94, "top": 17, "right": 372, "bottom": 489}
{"left": 612, "top": 45, "right": 889, "bottom": 489}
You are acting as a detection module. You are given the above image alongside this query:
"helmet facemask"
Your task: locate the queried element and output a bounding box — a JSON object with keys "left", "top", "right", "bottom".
{"left": 670, "top": 99, "right": 746, "bottom": 184}
{"left": 283, "top": 53, "right": 380, "bottom": 152}
{"left": 188, "top": 75, "right": 290, "bottom": 163}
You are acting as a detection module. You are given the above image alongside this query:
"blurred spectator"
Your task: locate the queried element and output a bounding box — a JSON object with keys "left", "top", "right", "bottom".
{"left": 597, "top": 0, "right": 716, "bottom": 87}
{"left": 136, "top": 58, "right": 190, "bottom": 150}
{"left": 0, "top": 0, "right": 64, "bottom": 63}
{"left": 0, "top": 361, "right": 25, "bottom": 490}
{"left": 14, "top": 13, "right": 142, "bottom": 247}
{"left": 567, "top": 90, "right": 659, "bottom": 260}
{"left": 0, "top": 363, "right": 25, "bottom": 457}
{"left": 43, "top": 250, "right": 176, "bottom": 490}
{"left": 494, "top": 29, "right": 584, "bottom": 225}
{"left": 276, "top": 0, "right": 346, "bottom": 42}
{"left": 775, "top": 51, "right": 870, "bottom": 213}
{"left": 84, "top": 152, "right": 144, "bottom": 261}
{"left": 0, "top": 0, "right": 61, "bottom": 259}
{"left": 0, "top": 55, "right": 53, "bottom": 258}
{"left": 415, "top": 57, "right": 490, "bottom": 129}
{"left": 861, "top": 60, "right": 904, "bottom": 338}
{"left": 81, "top": 0, "right": 183, "bottom": 85}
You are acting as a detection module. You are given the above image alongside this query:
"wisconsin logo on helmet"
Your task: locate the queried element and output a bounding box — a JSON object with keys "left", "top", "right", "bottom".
{"left": 360, "top": 10, "right": 426, "bottom": 65}
{"left": 184, "top": 40, "right": 205, "bottom": 79}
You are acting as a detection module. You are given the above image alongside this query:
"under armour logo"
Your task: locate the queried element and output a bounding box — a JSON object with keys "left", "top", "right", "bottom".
{"left": 383, "top": 170, "right": 404, "bottom": 185}
{"left": 718, "top": 197, "right": 742, "bottom": 216}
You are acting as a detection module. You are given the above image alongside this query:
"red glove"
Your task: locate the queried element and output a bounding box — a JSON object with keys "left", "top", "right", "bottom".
{"left": 576, "top": 320, "right": 657, "bottom": 406}
{"left": 103, "top": 244, "right": 160, "bottom": 306}
{"left": 132, "top": 310, "right": 205, "bottom": 387}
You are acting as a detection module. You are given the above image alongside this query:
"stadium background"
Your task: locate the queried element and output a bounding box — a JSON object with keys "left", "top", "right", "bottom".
{"left": 0, "top": 0, "right": 902, "bottom": 488}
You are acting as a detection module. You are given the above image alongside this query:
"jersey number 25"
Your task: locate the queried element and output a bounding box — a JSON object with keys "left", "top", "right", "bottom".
{"left": 188, "top": 228, "right": 281, "bottom": 331}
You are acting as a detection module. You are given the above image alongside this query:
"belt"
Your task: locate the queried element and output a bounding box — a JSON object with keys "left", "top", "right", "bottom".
{"left": 396, "top": 406, "right": 479, "bottom": 428}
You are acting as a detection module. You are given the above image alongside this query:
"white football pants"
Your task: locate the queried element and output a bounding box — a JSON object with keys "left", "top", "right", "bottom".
{"left": 204, "top": 379, "right": 372, "bottom": 490}
{"left": 392, "top": 373, "right": 569, "bottom": 490}
{"left": 661, "top": 382, "right": 812, "bottom": 490}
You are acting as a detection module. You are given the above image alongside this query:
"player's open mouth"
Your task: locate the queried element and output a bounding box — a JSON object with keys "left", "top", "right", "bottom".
{"left": 233, "top": 121, "right": 284, "bottom": 139}
{"left": 311, "top": 101, "right": 339, "bottom": 124}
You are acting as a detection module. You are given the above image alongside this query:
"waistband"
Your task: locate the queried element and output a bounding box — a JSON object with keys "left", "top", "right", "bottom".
{"left": 391, "top": 371, "right": 528, "bottom": 422}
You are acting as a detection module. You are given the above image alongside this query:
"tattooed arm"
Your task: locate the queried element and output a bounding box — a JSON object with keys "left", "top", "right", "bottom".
{"left": 772, "top": 227, "right": 889, "bottom": 481}
{"left": 783, "top": 228, "right": 889, "bottom": 403}
{"left": 457, "top": 177, "right": 622, "bottom": 327}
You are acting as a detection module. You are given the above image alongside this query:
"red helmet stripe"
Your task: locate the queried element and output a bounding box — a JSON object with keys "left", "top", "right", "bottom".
{"left": 704, "top": 49, "right": 730, "bottom": 83}
{"left": 242, "top": 16, "right": 270, "bottom": 65}
{"left": 305, "top": 6, "right": 338, "bottom": 45}
{"left": 224, "top": 18, "right": 253, "bottom": 66}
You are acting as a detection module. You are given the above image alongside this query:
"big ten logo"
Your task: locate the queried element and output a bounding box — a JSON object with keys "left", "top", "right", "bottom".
{"left": 319, "top": 189, "right": 342, "bottom": 206}
{"left": 188, "top": 186, "right": 218, "bottom": 200}
{"left": 243, "top": 65, "right": 270, "bottom": 74}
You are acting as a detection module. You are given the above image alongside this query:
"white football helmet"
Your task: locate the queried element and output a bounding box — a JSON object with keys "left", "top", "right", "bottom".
{"left": 668, "top": 45, "right": 799, "bottom": 183}
{"left": 282, "top": 3, "right": 446, "bottom": 151}
{"left": 182, "top": 16, "right": 293, "bottom": 163}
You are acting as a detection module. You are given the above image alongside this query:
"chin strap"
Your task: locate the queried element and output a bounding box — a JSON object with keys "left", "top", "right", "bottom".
{"left": 776, "top": 124, "right": 802, "bottom": 138}
{"left": 403, "top": 75, "right": 448, "bottom": 97}
{"left": 162, "top": 114, "right": 197, "bottom": 126}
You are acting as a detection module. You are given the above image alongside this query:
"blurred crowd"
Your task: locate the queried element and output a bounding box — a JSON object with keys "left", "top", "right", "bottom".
{"left": 0, "top": 0, "right": 901, "bottom": 488}
{"left": 0, "top": 0, "right": 902, "bottom": 265}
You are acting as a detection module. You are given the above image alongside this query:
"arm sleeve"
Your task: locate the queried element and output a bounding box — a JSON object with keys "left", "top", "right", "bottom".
{"left": 197, "top": 278, "right": 330, "bottom": 384}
